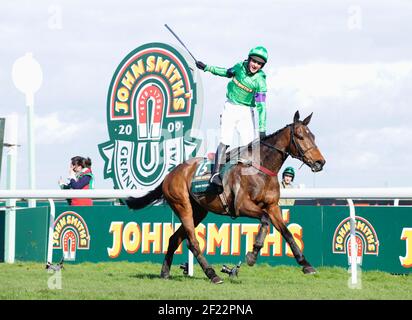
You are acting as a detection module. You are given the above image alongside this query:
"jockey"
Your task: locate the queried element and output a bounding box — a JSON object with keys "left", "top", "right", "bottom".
{"left": 196, "top": 46, "right": 268, "bottom": 189}
{"left": 281, "top": 166, "right": 295, "bottom": 188}
{"left": 279, "top": 166, "right": 295, "bottom": 206}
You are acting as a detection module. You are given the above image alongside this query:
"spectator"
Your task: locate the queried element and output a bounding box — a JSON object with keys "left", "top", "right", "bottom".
{"left": 59, "top": 156, "right": 94, "bottom": 206}
{"left": 278, "top": 166, "right": 295, "bottom": 206}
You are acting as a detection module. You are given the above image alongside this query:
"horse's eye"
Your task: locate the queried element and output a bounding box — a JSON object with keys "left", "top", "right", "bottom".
{"left": 295, "top": 133, "right": 304, "bottom": 140}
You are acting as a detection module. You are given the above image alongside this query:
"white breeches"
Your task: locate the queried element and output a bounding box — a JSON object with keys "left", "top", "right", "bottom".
{"left": 219, "top": 100, "right": 256, "bottom": 147}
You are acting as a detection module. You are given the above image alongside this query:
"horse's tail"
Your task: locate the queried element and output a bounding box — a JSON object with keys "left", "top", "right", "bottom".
{"left": 125, "top": 182, "right": 164, "bottom": 210}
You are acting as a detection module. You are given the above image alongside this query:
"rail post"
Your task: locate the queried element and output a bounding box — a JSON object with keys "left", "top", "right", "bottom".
{"left": 4, "top": 115, "right": 18, "bottom": 263}
{"left": 347, "top": 199, "right": 361, "bottom": 289}
{"left": 47, "top": 199, "right": 55, "bottom": 263}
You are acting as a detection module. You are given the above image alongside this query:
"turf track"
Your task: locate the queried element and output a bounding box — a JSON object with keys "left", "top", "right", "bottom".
{"left": 1, "top": 261, "right": 411, "bottom": 300}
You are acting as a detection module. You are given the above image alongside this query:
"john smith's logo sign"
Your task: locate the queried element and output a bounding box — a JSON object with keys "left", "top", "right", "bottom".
{"left": 99, "top": 42, "right": 202, "bottom": 191}
{"left": 53, "top": 211, "right": 90, "bottom": 261}
{"left": 332, "top": 216, "right": 379, "bottom": 265}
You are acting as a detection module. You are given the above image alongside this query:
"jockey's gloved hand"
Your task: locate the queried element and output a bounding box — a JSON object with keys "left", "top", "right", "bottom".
{"left": 196, "top": 61, "right": 206, "bottom": 70}
{"left": 226, "top": 67, "right": 235, "bottom": 78}
{"left": 259, "top": 131, "right": 266, "bottom": 140}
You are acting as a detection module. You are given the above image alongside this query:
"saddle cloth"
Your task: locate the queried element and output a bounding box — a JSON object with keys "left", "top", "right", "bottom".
{"left": 191, "top": 155, "right": 263, "bottom": 218}
{"left": 190, "top": 155, "right": 232, "bottom": 195}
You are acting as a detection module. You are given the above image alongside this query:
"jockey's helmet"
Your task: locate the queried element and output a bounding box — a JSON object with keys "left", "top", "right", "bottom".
{"left": 282, "top": 166, "right": 295, "bottom": 181}
{"left": 248, "top": 46, "right": 268, "bottom": 64}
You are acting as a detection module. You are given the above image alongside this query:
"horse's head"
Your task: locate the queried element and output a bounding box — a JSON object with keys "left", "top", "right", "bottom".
{"left": 286, "top": 111, "right": 326, "bottom": 172}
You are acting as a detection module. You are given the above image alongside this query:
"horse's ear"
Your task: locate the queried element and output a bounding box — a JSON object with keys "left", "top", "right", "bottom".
{"left": 293, "top": 110, "right": 300, "bottom": 123}
{"left": 302, "top": 112, "right": 313, "bottom": 126}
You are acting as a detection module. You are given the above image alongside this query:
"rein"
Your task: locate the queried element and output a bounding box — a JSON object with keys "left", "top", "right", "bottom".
{"left": 260, "top": 140, "right": 289, "bottom": 161}
{"left": 288, "top": 123, "right": 316, "bottom": 162}
{"left": 259, "top": 123, "right": 315, "bottom": 167}
{"left": 233, "top": 122, "right": 315, "bottom": 178}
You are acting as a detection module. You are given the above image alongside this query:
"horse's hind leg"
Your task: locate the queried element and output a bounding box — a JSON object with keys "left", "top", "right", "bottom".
{"left": 160, "top": 202, "right": 207, "bottom": 279}
{"left": 186, "top": 224, "right": 223, "bottom": 284}
{"left": 161, "top": 225, "right": 186, "bottom": 279}
{"left": 267, "top": 204, "right": 316, "bottom": 274}
{"left": 246, "top": 213, "right": 270, "bottom": 266}
{"left": 188, "top": 201, "right": 223, "bottom": 284}
{"left": 169, "top": 201, "right": 222, "bottom": 284}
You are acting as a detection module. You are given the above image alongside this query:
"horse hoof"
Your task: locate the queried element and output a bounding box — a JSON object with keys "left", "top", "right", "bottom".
{"left": 211, "top": 276, "right": 223, "bottom": 284}
{"left": 302, "top": 266, "right": 316, "bottom": 274}
{"left": 160, "top": 272, "right": 170, "bottom": 279}
{"left": 246, "top": 252, "right": 256, "bottom": 266}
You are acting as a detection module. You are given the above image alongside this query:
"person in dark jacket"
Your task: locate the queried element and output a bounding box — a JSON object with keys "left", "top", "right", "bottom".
{"left": 58, "top": 156, "right": 94, "bottom": 206}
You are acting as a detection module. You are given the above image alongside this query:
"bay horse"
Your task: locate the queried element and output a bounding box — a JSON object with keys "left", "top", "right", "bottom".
{"left": 126, "top": 111, "right": 326, "bottom": 284}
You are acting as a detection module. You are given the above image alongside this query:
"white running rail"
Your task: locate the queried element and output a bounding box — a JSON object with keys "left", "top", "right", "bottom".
{"left": 1, "top": 188, "right": 412, "bottom": 285}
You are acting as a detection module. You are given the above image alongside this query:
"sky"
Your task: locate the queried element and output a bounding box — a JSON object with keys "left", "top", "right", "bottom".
{"left": 1, "top": 0, "right": 412, "bottom": 190}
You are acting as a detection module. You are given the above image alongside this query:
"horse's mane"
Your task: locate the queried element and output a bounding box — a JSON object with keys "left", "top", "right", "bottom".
{"left": 225, "top": 124, "right": 290, "bottom": 162}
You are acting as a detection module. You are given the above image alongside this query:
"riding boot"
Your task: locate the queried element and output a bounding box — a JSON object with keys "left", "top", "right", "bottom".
{"left": 210, "top": 143, "right": 228, "bottom": 189}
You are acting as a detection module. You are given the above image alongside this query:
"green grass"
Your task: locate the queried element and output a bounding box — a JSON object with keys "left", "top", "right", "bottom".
{"left": 0, "top": 261, "right": 411, "bottom": 300}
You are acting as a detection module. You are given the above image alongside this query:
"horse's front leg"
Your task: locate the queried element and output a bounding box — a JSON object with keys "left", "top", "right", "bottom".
{"left": 246, "top": 213, "right": 270, "bottom": 266}
{"left": 267, "top": 204, "right": 316, "bottom": 274}
{"left": 234, "top": 194, "right": 270, "bottom": 266}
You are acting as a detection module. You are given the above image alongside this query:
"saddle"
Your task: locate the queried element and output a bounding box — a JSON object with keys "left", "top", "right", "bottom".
{"left": 190, "top": 152, "right": 277, "bottom": 218}
{"left": 190, "top": 155, "right": 234, "bottom": 217}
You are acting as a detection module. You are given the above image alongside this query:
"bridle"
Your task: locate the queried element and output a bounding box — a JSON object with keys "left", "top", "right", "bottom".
{"left": 260, "top": 123, "right": 316, "bottom": 164}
